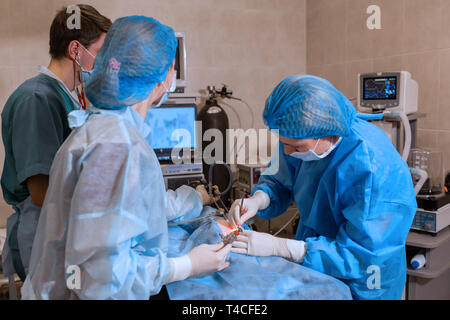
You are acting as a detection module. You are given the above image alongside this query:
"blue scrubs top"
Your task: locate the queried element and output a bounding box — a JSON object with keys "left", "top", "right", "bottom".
{"left": 253, "top": 117, "right": 417, "bottom": 300}
{"left": 1, "top": 73, "right": 76, "bottom": 205}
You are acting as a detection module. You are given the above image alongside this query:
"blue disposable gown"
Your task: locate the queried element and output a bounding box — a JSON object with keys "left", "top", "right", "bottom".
{"left": 21, "top": 107, "right": 201, "bottom": 299}
{"left": 253, "top": 117, "right": 417, "bottom": 300}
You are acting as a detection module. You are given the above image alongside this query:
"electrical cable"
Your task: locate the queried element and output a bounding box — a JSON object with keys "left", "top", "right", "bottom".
{"left": 227, "top": 96, "right": 255, "bottom": 129}
{"left": 220, "top": 100, "right": 242, "bottom": 129}
{"left": 208, "top": 162, "right": 233, "bottom": 197}
{"left": 272, "top": 211, "right": 299, "bottom": 237}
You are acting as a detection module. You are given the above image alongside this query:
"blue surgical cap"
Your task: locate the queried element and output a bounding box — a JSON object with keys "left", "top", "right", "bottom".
{"left": 86, "top": 16, "right": 177, "bottom": 110}
{"left": 263, "top": 75, "right": 357, "bottom": 139}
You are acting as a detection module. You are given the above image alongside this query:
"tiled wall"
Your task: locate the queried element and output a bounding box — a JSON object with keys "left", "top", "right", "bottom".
{"left": 306, "top": 0, "right": 450, "bottom": 176}
{"left": 0, "top": 0, "right": 306, "bottom": 226}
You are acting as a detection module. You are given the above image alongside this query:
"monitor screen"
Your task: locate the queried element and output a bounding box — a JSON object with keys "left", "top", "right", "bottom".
{"left": 363, "top": 76, "right": 397, "bottom": 100}
{"left": 175, "top": 38, "right": 181, "bottom": 81}
{"left": 174, "top": 32, "right": 186, "bottom": 90}
{"left": 145, "top": 105, "right": 196, "bottom": 150}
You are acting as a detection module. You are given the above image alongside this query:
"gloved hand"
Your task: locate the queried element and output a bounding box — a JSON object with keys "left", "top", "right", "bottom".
{"left": 195, "top": 185, "right": 221, "bottom": 205}
{"left": 227, "top": 191, "right": 270, "bottom": 227}
{"left": 231, "top": 230, "right": 306, "bottom": 263}
{"left": 167, "top": 242, "right": 232, "bottom": 284}
{"left": 187, "top": 242, "right": 232, "bottom": 276}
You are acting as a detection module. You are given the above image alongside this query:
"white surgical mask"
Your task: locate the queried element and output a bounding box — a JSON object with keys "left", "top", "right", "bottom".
{"left": 154, "top": 70, "right": 177, "bottom": 108}
{"left": 74, "top": 44, "right": 97, "bottom": 90}
{"left": 289, "top": 138, "right": 339, "bottom": 161}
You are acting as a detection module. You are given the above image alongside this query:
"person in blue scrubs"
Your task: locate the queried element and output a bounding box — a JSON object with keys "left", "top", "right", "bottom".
{"left": 228, "top": 75, "right": 417, "bottom": 300}
{"left": 1, "top": 5, "right": 111, "bottom": 283}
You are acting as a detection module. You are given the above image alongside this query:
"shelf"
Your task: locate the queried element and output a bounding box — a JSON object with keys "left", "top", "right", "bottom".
{"left": 407, "top": 259, "right": 450, "bottom": 279}
{"left": 406, "top": 226, "right": 450, "bottom": 248}
{"left": 381, "top": 112, "right": 426, "bottom": 122}
{"left": 406, "top": 227, "right": 450, "bottom": 279}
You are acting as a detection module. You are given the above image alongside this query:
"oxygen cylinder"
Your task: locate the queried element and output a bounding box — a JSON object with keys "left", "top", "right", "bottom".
{"left": 197, "top": 86, "right": 231, "bottom": 206}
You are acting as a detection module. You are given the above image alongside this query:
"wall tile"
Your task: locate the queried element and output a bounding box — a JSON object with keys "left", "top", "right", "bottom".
{"left": 307, "top": 0, "right": 345, "bottom": 33}
{"left": 245, "top": 0, "right": 281, "bottom": 11}
{"left": 439, "top": 0, "right": 450, "bottom": 49}
{"left": 307, "top": 28, "right": 327, "bottom": 66}
{"left": 0, "top": 0, "right": 12, "bottom": 66}
{"left": 437, "top": 130, "right": 450, "bottom": 175}
{"left": 344, "top": 0, "right": 372, "bottom": 17}
{"left": 345, "top": 59, "right": 374, "bottom": 100}
{"left": 0, "top": 67, "right": 15, "bottom": 106}
{"left": 370, "top": 0, "right": 405, "bottom": 58}
{"left": 307, "top": 64, "right": 325, "bottom": 77}
{"left": 9, "top": 0, "right": 55, "bottom": 37}
{"left": 372, "top": 55, "right": 405, "bottom": 72}
{"left": 210, "top": 9, "right": 248, "bottom": 45}
{"left": 417, "top": 129, "right": 439, "bottom": 149}
{"left": 403, "top": 52, "right": 441, "bottom": 130}
{"left": 306, "top": 0, "right": 346, "bottom": 65}
{"left": 344, "top": 5, "right": 375, "bottom": 62}
{"left": 318, "top": 63, "right": 347, "bottom": 96}
{"left": 438, "top": 49, "right": 450, "bottom": 131}
{"left": 308, "top": 0, "right": 337, "bottom": 14}
{"left": 404, "top": 0, "right": 442, "bottom": 52}
{"left": 248, "top": 10, "right": 279, "bottom": 46}
{"left": 277, "top": 9, "right": 306, "bottom": 45}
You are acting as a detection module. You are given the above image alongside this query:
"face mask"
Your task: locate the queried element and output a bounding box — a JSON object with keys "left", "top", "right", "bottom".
{"left": 169, "top": 70, "right": 177, "bottom": 92}
{"left": 289, "top": 138, "right": 338, "bottom": 161}
{"left": 154, "top": 70, "right": 177, "bottom": 108}
{"left": 74, "top": 44, "right": 96, "bottom": 109}
{"left": 76, "top": 44, "right": 96, "bottom": 85}
{"left": 81, "top": 69, "right": 94, "bottom": 85}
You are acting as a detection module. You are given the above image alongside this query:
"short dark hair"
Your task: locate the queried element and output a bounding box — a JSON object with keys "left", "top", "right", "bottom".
{"left": 49, "top": 4, "right": 112, "bottom": 59}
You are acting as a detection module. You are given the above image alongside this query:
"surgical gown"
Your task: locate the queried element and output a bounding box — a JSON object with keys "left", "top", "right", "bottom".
{"left": 21, "top": 107, "right": 196, "bottom": 299}
{"left": 253, "top": 117, "right": 417, "bottom": 300}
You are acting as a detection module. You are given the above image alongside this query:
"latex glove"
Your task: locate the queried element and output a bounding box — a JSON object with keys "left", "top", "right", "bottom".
{"left": 188, "top": 242, "right": 231, "bottom": 276}
{"left": 195, "top": 185, "right": 221, "bottom": 205}
{"left": 231, "top": 230, "right": 306, "bottom": 263}
{"left": 227, "top": 191, "right": 270, "bottom": 227}
{"left": 167, "top": 242, "right": 232, "bottom": 283}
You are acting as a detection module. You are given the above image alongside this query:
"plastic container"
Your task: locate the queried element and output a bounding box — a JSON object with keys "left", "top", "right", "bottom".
{"left": 410, "top": 253, "right": 426, "bottom": 270}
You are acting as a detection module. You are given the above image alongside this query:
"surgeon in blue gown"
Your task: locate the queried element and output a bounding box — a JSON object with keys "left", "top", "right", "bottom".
{"left": 228, "top": 75, "right": 417, "bottom": 300}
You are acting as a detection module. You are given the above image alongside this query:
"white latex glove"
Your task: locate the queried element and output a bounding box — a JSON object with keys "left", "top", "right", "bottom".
{"left": 167, "top": 242, "right": 232, "bottom": 283}
{"left": 188, "top": 242, "right": 232, "bottom": 276}
{"left": 227, "top": 191, "right": 270, "bottom": 227}
{"left": 195, "top": 185, "right": 220, "bottom": 205}
{"left": 231, "top": 230, "right": 306, "bottom": 263}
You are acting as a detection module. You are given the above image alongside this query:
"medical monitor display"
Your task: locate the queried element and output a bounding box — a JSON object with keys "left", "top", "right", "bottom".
{"left": 363, "top": 76, "right": 398, "bottom": 100}
{"left": 174, "top": 32, "right": 186, "bottom": 91}
{"left": 145, "top": 105, "right": 196, "bottom": 151}
{"left": 175, "top": 40, "right": 181, "bottom": 80}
